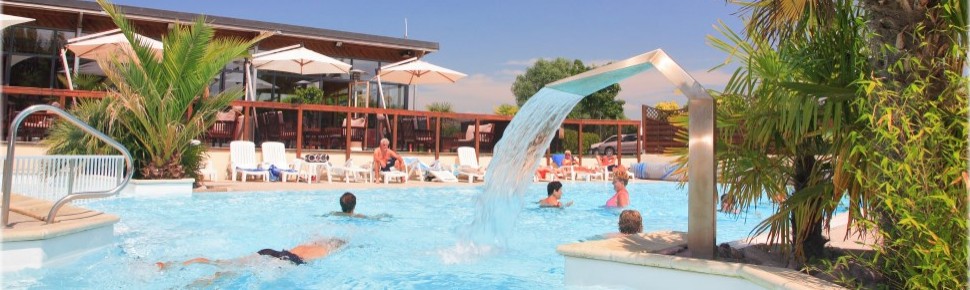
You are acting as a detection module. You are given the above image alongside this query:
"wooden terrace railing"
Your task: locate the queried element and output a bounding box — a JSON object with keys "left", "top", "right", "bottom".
{"left": 3, "top": 86, "right": 645, "bottom": 164}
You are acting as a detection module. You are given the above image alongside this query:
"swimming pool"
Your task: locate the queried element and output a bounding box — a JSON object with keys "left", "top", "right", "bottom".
{"left": 3, "top": 181, "right": 783, "bottom": 289}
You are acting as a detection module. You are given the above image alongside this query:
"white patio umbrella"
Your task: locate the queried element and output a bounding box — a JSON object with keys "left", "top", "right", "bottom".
{"left": 60, "top": 29, "right": 163, "bottom": 90}
{"left": 375, "top": 57, "right": 467, "bottom": 109}
{"left": 0, "top": 14, "right": 33, "bottom": 29}
{"left": 251, "top": 45, "right": 352, "bottom": 75}
{"left": 245, "top": 44, "right": 351, "bottom": 102}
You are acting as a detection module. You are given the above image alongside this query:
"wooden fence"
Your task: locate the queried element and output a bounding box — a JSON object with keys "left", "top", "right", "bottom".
{"left": 2, "top": 86, "right": 643, "bottom": 164}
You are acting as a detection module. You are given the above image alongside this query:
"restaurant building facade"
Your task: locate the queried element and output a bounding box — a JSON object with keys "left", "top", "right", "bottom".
{"left": 2, "top": 0, "right": 438, "bottom": 110}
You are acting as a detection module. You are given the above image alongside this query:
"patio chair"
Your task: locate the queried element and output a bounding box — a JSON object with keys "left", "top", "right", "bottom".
{"left": 199, "top": 159, "right": 217, "bottom": 181}
{"left": 261, "top": 142, "right": 307, "bottom": 183}
{"left": 230, "top": 141, "right": 268, "bottom": 182}
{"left": 456, "top": 146, "right": 485, "bottom": 183}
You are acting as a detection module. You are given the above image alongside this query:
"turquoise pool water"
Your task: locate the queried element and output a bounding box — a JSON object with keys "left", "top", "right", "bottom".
{"left": 4, "top": 181, "right": 788, "bottom": 289}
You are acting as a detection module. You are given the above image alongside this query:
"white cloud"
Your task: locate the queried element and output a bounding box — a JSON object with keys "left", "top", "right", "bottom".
{"left": 497, "top": 69, "right": 524, "bottom": 77}
{"left": 414, "top": 73, "right": 516, "bottom": 114}
{"left": 414, "top": 68, "right": 734, "bottom": 120}
{"left": 615, "top": 69, "right": 733, "bottom": 118}
{"left": 503, "top": 58, "right": 541, "bottom": 66}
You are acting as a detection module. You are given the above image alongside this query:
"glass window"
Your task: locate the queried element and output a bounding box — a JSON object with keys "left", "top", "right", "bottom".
{"left": 351, "top": 59, "right": 379, "bottom": 79}
{"left": 8, "top": 55, "right": 53, "bottom": 87}
{"left": 5, "top": 27, "right": 73, "bottom": 55}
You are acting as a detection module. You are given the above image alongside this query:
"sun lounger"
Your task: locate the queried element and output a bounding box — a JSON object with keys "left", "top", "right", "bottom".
{"left": 230, "top": 141, "right": 268, "bottom": 182}
{"left": 456, "top": 146, "right": 485, "bottom": 183}
{"left": 403, "top": 158, "right": 459, "bottom": 183}
{"left": 261, "top": 141, "right": 305, "bottom": 182}
{"left": 331, "top": 159, "right": 372, "bottom": 183}
{"left": 381, "top": 168, "right": 408, "bottom": 184}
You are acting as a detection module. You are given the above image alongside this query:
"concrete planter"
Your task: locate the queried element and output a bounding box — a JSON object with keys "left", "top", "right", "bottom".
{"left": 557, "top": 231, "right": 844, "bottom": 289}
{"left": 121, "top": 178, "right": 195, "bottom": 197}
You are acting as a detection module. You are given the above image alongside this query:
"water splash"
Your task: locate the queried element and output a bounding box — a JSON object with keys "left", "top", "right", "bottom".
{"left": 467, "top": 88, "right": 586, "bottom": 246}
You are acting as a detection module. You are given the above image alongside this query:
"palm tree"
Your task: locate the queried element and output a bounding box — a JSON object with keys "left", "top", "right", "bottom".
{"left": 729, "top": 0, "right": 968, "bottom": 286}
{"left": 701, "top": 0, "right": 867, "bottom": 264}
{"left": 47, "top": 0, "right": 269, "bottom": 179}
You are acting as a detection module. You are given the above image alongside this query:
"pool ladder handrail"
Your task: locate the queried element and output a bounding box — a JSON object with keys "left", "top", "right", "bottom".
{"left": 1, "top": 105, "right": 134, "bottom": 227}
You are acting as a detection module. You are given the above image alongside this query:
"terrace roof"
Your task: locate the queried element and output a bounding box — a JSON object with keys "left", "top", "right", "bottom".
{"left": 2, "top": 0, "right": 439, "bottom": 62}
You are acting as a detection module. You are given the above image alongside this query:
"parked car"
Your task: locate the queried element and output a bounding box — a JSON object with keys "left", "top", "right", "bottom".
{"left": 589, "top": 134, "right": 640, "bottom": 155}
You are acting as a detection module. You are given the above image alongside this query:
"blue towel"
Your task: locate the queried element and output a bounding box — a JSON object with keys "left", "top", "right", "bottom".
{"left": 551, "top": 154, "right": 565, "bottom": 167}
{"left": 660, "top": 164, "right": 680, "bottom": 180}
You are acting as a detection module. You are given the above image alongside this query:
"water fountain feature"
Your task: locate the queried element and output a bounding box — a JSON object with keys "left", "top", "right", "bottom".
{"left": 468, "top": 49, "right": 718, "bottom": 259}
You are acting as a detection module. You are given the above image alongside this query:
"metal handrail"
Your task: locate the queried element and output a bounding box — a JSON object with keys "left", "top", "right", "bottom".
{"left": 2, "top": 105, "right": 134, "bottom": 227}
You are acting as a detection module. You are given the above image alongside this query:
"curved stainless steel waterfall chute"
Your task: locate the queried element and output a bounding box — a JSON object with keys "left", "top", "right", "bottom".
{"left": 1, "top": 105, "right": 135, "bottom": 227}
{"left": 483, "top": 49, "right": 717, "bottom": 259}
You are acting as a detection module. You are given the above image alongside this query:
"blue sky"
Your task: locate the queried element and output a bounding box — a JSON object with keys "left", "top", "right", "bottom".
{"left": 110, "top": 0, "right": 746, "bottom": 118}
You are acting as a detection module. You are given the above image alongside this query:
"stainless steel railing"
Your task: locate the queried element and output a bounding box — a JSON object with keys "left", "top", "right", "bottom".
{"left": 1, "top": 105, "right": 134, "bottom": 227}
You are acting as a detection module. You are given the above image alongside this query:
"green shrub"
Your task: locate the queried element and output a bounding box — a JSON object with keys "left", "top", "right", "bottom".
{"left": 561, "top": 129, "right": 599, "bottom": 154}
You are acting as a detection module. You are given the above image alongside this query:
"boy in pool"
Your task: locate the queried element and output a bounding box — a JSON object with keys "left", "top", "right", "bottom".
{"left": 331, "top": 192, "right": 367, "bottom": 218}
{"left": 539, "top": 181, "right": 573, "bottom": 208}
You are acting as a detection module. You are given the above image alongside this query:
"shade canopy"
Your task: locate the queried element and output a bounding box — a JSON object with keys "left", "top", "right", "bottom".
{"left": 251, "top": 45, "right": 351, "bottom": 75}
{"left": 66, "top": 29, "right": 164, "bottom": 60}
{"left": 0, "top": 14, "right": 33, "bottom": 29}
{"left": 377, "top": 59, "right": 467, "bottom": 85}
{"left": 60, "top": 29, "right": 163, "bottom": 91}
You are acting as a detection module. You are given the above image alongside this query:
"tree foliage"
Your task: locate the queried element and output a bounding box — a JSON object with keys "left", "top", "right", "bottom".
{"left": 654, "top": 101, "right": 681, "bottom": 111}
{"left": 511, "top": 58, "right": 625, "bottom": 119}
{"left": 494, "top": 103, "right": 519, "bottom": 116}
{"left": 425, "top": 102, "right": 453, "bottom": 113}
{"left": 282, "top": 86, "right": 324, "bottom": 104}
{"left": 46, "top": 0, "right": 268, "bottom": 180}
{"left": 699, "top": 0, "right": 867, "bottom": 264}
{"left": 849, "top": 1, "right": 967, "bottom": 288}
{"left": 721, "top": 0, "right": 968, "bottom": 287}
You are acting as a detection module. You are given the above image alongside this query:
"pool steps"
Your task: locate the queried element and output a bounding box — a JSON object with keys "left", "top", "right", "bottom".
{"left": 1, "top": 194, "right": 118, "bottom": 272}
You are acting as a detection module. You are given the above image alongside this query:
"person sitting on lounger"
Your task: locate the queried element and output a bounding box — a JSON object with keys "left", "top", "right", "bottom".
{"left": 597, "top": 153, "right": 618, "bottom": 172}
{"left": 562, "top": 150, "right": 598, "bottom": 176}
{"left": 373, "top": 138, "right": 405, "bottom": 183}
{"left": 332, "top": 192, "right": 366, "bottom": 218}
{"left": 539, "top": 181, "right": 573, "bottom": 208}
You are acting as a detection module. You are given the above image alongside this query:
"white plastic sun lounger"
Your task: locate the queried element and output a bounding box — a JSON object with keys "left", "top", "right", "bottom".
{"left": 405, "top": 157, "right": 459, "bottom": 183}
{"left": 230, "top": 141, "right": 268, "bottom": 182}
{"left": 456, "top": 146, "right": 485, "bottom": 183}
